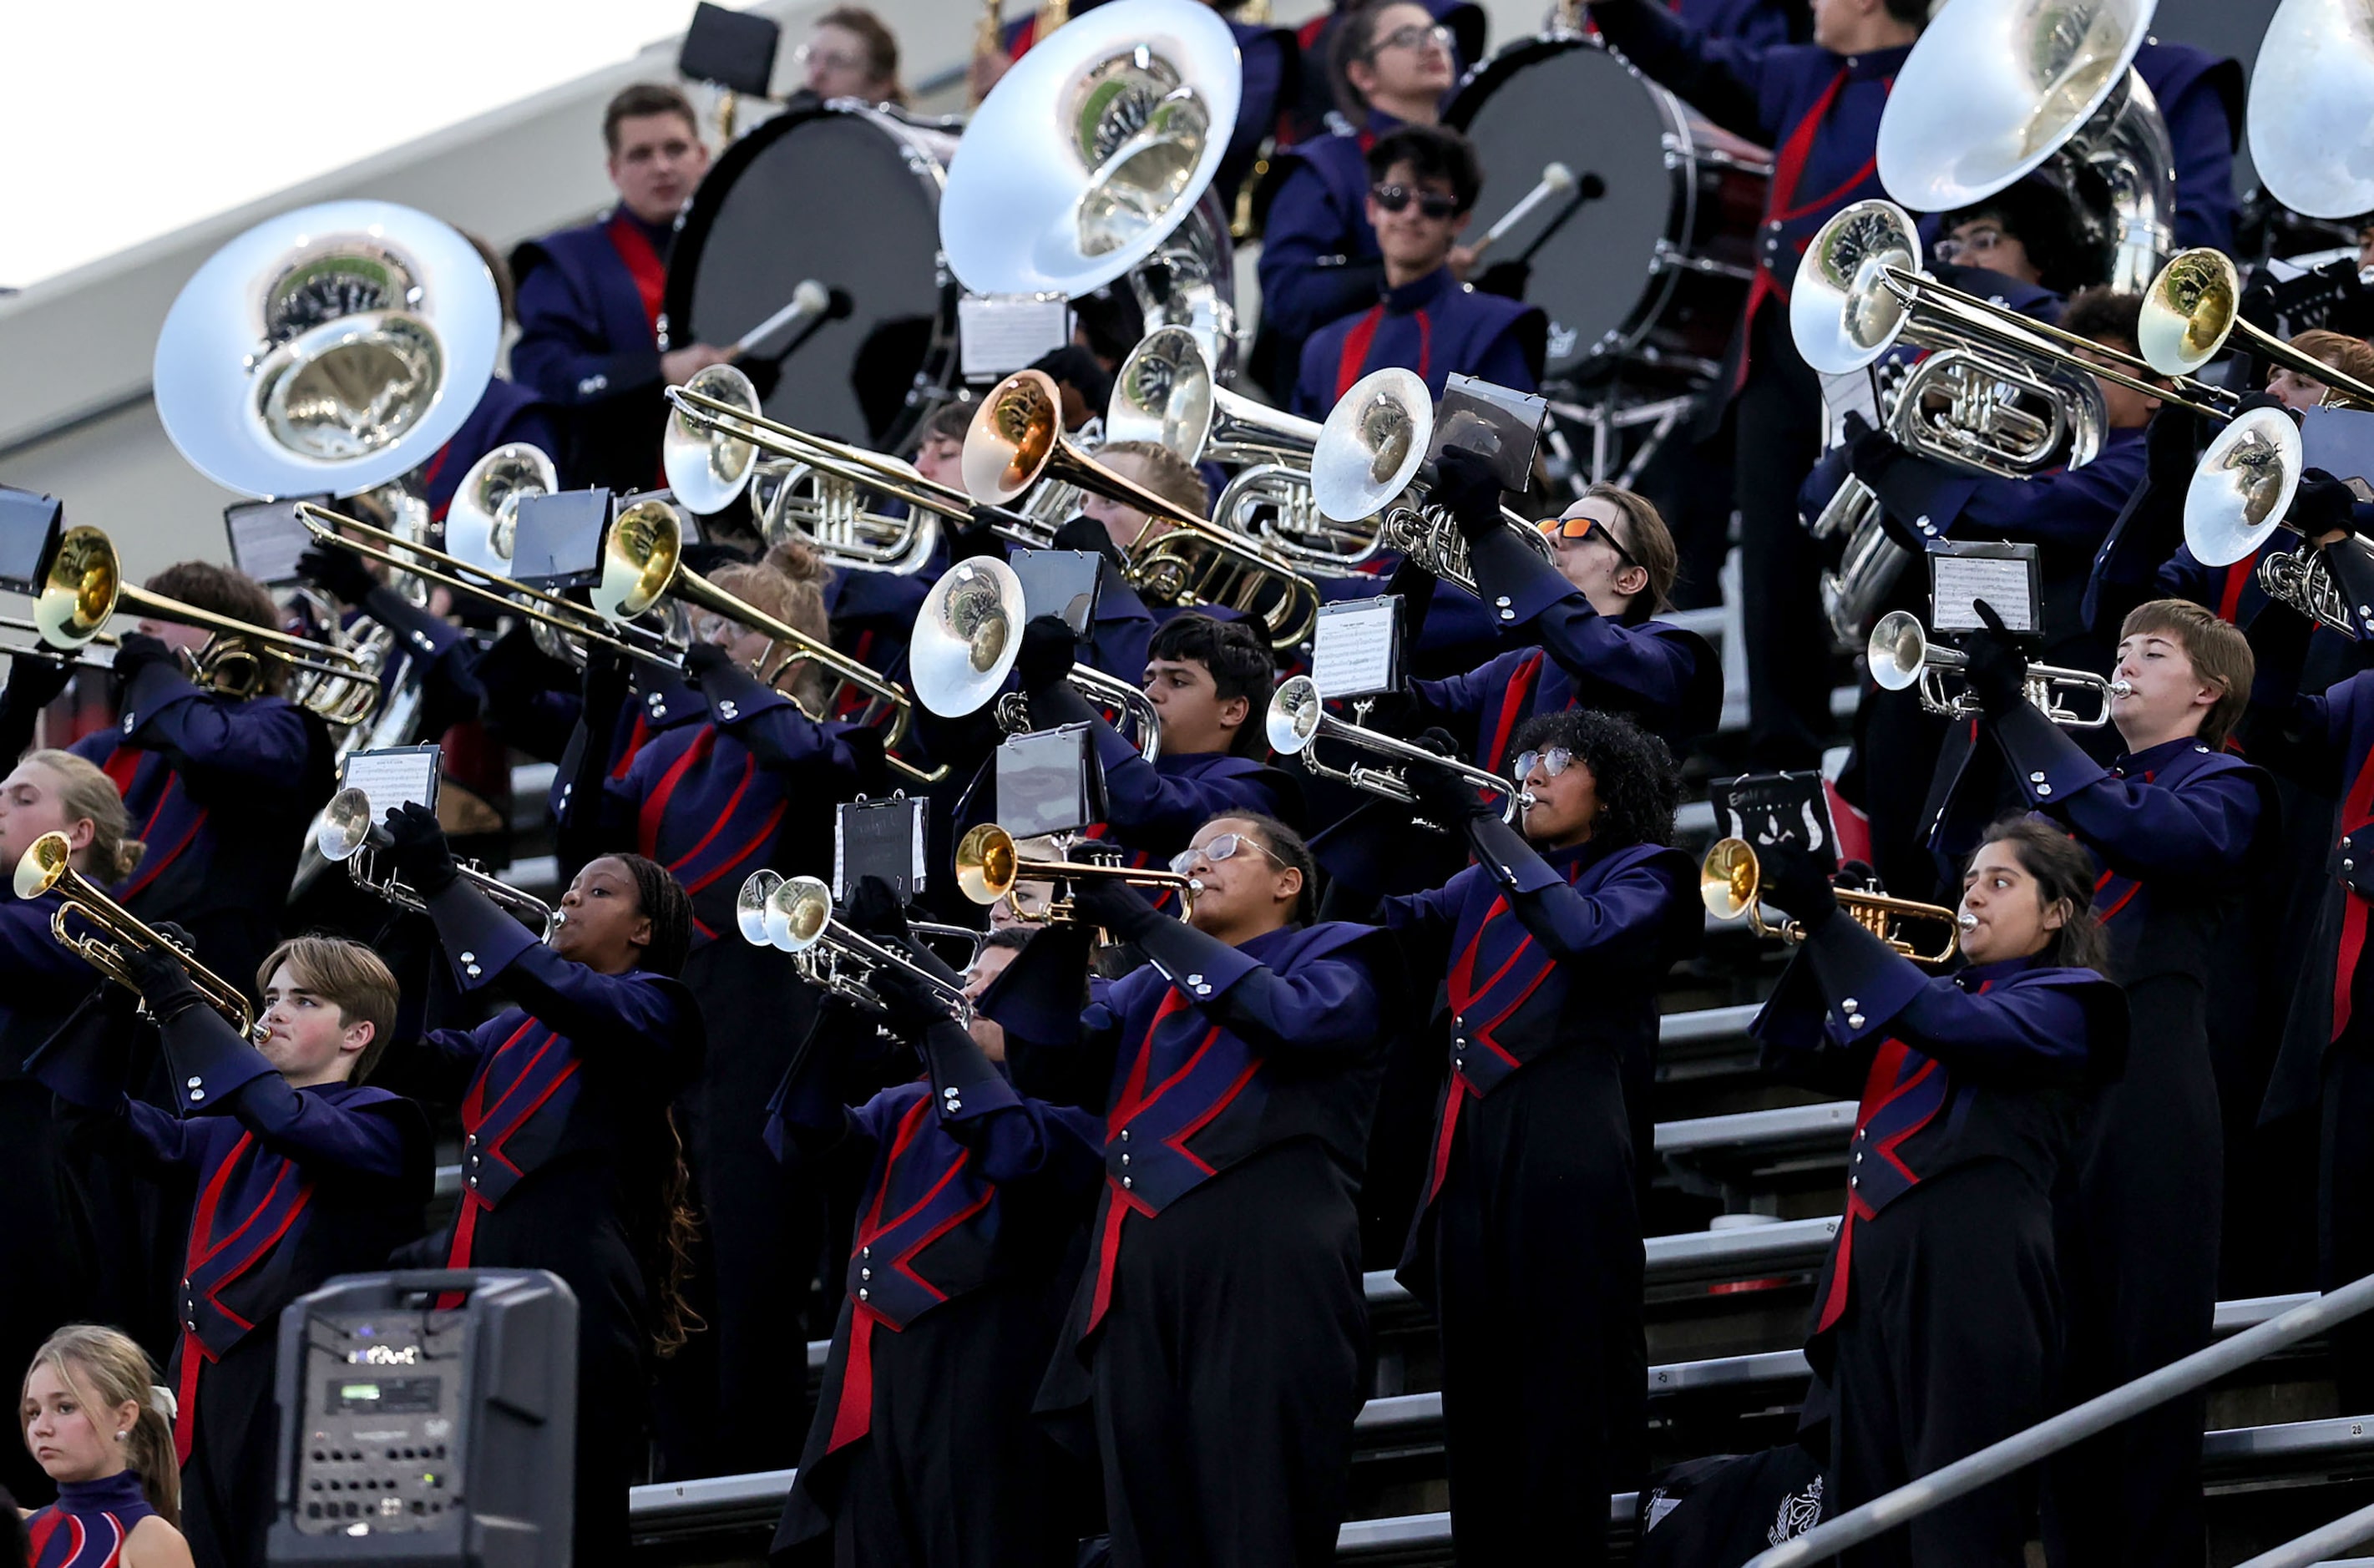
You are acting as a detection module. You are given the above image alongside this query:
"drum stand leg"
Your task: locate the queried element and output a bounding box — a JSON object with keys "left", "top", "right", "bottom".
{"left": 1541, "top": 389, "right": 1702, "bottom": 489}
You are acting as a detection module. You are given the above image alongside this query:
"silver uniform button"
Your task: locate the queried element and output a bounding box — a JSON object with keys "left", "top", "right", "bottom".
{"left": 1496, "top": 596, "right": 1511, "bottom": 609}
{"left": 943, "top": 1085, "right": 959, "bottom": 1099}
{"left": 1849, "top": 1176, "right": 1859, "bottom": 1189}
{"left": 859, "top": 1267, "right": 871, "bottom": 1281}
{"left": 1847, "top": 1014, "right": 1866, "bottom": 1029}
{"left": 2028, "top": 773, "right": 2046, "bottom": 785}
{"left": 858, "top": 1287, "right": 868, "bottom": 1301}
{"left": 122, "top": 716, "right": 135, "bottom": 732}
{"left": 459, "top": 952, "right": 475, "bottom": 964}
{"left": 1186, "top": 974, "right": 1202, "bottom": 987}
{"left": 187, "top": 1076, "right": 202, "bottom": 1089}
{"left": 1121, "top": 1176, "right": 1133, "bottom": 1189}
{"left": 2037, "top": 784, "right": 2052, "bottom": 796}
{"left": 946, "top": 1098, "right": 962, "bottom": 1113}
{"left": 1840, "top": 999, "right": 1857, "bottom": 1012}
{"left": 1119, "top": 1153, "right": 1131, "bottom": 1166}
{"left": 862, "top": 1247, "right": 871, "bottom": 1260}
{"left": 1118, "top": 1129, "right": 1130, "bottom": 1142}
{"left": 466, "top": 964, "right": 483, "bottom": 979}
{"left": 188, "top": 1089, "right": 205, "bottom": 1102}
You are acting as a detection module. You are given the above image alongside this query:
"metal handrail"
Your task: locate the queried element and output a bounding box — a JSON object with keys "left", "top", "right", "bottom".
{"left": 2233, "top": 1499, "right": 2374, "bottom": 1568}
{"left": 1744, "top": 1270, "right": 2374, "bottom": 1567}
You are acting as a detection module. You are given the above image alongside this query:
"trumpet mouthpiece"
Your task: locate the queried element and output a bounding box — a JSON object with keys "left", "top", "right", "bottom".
{"left": 2108, "top": 680, "right": 2134, "bottom": 698}
{"left": 1956, "top": 912, "right": 1978, "bottom": 932}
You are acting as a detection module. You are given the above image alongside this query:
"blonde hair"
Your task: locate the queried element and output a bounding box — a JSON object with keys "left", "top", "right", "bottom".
{"left": 1093, "top": 439, "right": 1212, "bottom": 519}
{"left": 714, "top": 544, "right": 833, "bottom": 711}
{"left": 24, "top": 750, "right": 144, "bottom": 883}
{"left": 23, "top": 1326, "right": 180, "bottom": 1528}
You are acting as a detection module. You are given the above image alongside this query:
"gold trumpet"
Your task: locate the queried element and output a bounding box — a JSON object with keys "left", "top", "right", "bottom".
{"left": 954, "top": 822, "right": 1198, "bottom": 923}
{"left": 965, "top": 370, "right": 1323, "bottom": 650}
{"left": 1700, "top": 837, "right": 1961, "bottom": 967}
{"left": 9, "top": 524, "right": 377, "bottom": 726}
{"left": 16, "top": 831, "right": 262, "bottom": 1041}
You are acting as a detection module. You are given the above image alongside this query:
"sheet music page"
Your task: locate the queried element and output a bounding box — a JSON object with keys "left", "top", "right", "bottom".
{"left": 959, "top": 295, "right": 1072, "bottom": 381}
{"left": 1932, "top": 554, "right": 2035, "bottom": 634}
{"left": 1312, "top": 598, "right": 1401, "bottom": 700}
{"left": 341, "top": 746, "right": 440, "bottom": 819}
{"left": 226, "top": 503, "right": 316, "bottom": 587}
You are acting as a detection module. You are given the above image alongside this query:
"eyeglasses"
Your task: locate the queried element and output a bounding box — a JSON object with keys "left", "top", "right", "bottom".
{"left": 1511, "top": 746, "right": 1575, "bottom": 781}
{"left": 1933, "top": 225, "right": 2009, "bottom": 266}
{"left": 795, "top": 43, "right": 868, "bottom": 73}
{"left": 1536, "top": 510, "right": 1639, "bottom": 569}
{"left": 1372, "top": 22, "right": 1454, "bottom": 54}
{"left": 1167, "top": 831, "right": 1288, "bottom": 878}
{"left": 1371, "top": 183, "right": 1460, "bottom": 220}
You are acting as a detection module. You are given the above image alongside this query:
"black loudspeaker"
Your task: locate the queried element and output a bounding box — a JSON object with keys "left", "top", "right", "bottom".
{"left": 266, "top": 1270, "right": 577, "bottom": 1567}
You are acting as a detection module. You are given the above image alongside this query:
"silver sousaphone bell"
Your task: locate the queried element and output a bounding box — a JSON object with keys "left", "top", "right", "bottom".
{"left": 939, "top": 0, "right": 1242, "bottom": 300}
{"left": 2246, "top": 0, "right": 2374, "bottom": 221}
{"left": 154, "top": 200, "right": 500, "bottom": 498}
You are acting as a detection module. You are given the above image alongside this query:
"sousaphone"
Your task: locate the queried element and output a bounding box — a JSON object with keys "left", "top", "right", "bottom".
{"left": 154, "top": 200, "right": 500, "bottom": 498}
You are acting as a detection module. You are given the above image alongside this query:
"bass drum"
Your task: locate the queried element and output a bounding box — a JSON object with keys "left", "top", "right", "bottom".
{"left": 667, "top": 102, "right": 963, "bottom": 453}
{"left": 1448, "top": 37, "right": 1770, "bottom": 385}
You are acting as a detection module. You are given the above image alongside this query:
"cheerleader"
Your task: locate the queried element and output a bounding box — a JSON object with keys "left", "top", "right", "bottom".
{"left": 374, "top": 812, "right": 702, "bottom": 1565}
{"left": 982, "top": 813, "right": 1394, "bottom": 1565}
{"left": 1750, "top": 820, "right": 2127, "bottom": 1567}
{"left": 18, "top": 1325, "right": 190, "bottom": 1568}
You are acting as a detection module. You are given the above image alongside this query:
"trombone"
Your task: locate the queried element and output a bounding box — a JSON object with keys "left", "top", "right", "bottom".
{"left": 909, "top": 554, "right": 1163, "bottom": 760}
{"left": 1700, "top": 836, "right": 1962, "bottom": 968}
{"left": 314, "top": 787, "right": 557, "bottom": 939}
{"left": 16, "top": 831, "right": 263, "bottom": 1042}
{"left": 966, "top": 370, "right": 1324, "bottom": 651}
{"left": 1264, "top": 675, "right": 1529, "bottom": 823}
{"left": 736, "top": 869, "right": 975, "bottom": 1024}
{"left": 2140, "top": 249, "right": 2374, "bottom": 407}
{"left": 1865, "top": 610, "right": 2129, "bottom": 730}
{"left": 954, "top": 822, "right": 1199, "bottom": 923}
{"left": 298, "top": 500, "right": 947, "bottom": 785}
{"left": 8, "top": 524, "right": 378, "bottom": 726}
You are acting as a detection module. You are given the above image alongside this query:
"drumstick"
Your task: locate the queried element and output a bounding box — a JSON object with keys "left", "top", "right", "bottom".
{"left": 728, "top": 280, "right": 833, "bottom": 361}
{"left": 1467, "top": 164, "right": 1578, "bottom": 260}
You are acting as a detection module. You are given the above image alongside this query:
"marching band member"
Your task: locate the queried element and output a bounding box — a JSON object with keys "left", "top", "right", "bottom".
{"left": 511, "top": 84, "right": 729, "bottom": 494}
{"left": 1049, "top": 440, "right": 1207, "bottom": 688}
{"left": 19, "top": 1325, "right": 190, "bottom": 1568}
{"left": 1585, "top": 0, "right": 1925, "bottom": 770}
{"left": 1939, "top": 599, "right": 2265, "bottom": 1568}
{"left": 551, "top": 548, "right": 879, "bottom": 1473}
{"left": 1289, "top": 126, "right": 1544, "bottom": 417}
{"left": 796, "top": 8, "right": 906, "bottom": 104}
{"left": 28, "top": 937, "right": 432, "bottom": 1568}
{"left": 0, "top": 755, "right": 138, "bottom": 1509}
{"left": 767, "top": 894, "right": 1099, "bottom": 1565}
{"left": 0, "top": 563, "right": 338, "bottom": 999}
{"left": 372, "top": 817, "right": 703, "bottom": 1565}
{"left": 1015, "top": 610, "right": 1301, "bottom": 868}
{"left": 1281, "top": 0, "right": 1483, "bottom": 145}
{"left": 1751, "top": 821, "right": 2127, "bottom": 1568}
{"left": 980, "top": 813, "right": 1395, "bottom": 1565}
{"left": 1258, "top": 1, "right": 1463, "bottom": 397}
{"left": 1405, "top": 451, "right": 1720, "bottom": 760}
{"left": 1371, "top": 711, "right": 1699, "bottom": 1563}
{"left": 1929, "top": 174, "right": 2108, "bottom": 308}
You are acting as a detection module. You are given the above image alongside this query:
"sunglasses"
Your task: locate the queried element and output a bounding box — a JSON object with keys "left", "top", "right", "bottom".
{"left": 1167, "top": 831, "right": 1288, "bottom": 878}
{"left": 1371, "top": 183, "right": 1461, "bottom": 221}
{"left": 1511, "top": 746, "right": 1576, "bottom": 782}
{"left": 1536, "top": 511, "right": 1639, "bottom": 569}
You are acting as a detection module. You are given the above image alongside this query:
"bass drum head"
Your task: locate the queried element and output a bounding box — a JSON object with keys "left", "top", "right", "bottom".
{"left": 1448, "top": 38, "right": 1689, "bottom": 381}
{"left": 669, "top": 104, "right": 960, "bottom": 453}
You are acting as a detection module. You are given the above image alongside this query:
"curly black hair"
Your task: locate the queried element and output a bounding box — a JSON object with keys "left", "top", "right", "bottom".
{"left": 1941, "top": 175, "right": 2110, "bottom": 296}
{"left": 1507, "top": 708, "right": 1680, "bottom": 850}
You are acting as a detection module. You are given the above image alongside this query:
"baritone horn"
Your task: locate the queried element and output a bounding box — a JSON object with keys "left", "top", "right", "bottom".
{"left": 736, "top": 869, "right": 976, "bottom": 1024}
{"left": 954, "top": 822, "right": 1198, "bottom": 923}
{"left": 1865, "top": 610, "right": 2129, "bottom": 729}
{"left": 1700, "top": 836, "right": 1961, "bottom": 967}
{"left": 17, "top": 831, "right": 263, "bottom": 1041}
{"left": 444, "top": 443, "right": 558, "bottom": 580}
{"left": 909, "top": 555, "right": 1163, "bottom": 759}
{"left": 314, "top": 787, "right": 556, "bottom": 939}
{"left": 1264, "top": 675, "right": 1528, "bottom": 823}
{"left": 964, "top": 369, "right": 1322, "bottom": 650}
{"left": 1107, "top": 326, "right": 1322, "bottom": 468}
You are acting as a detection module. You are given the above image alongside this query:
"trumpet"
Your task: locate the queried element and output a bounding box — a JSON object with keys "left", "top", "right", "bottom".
{"left": 954, "top": 822, "right": 1198, "bottom": 923}
{"left": 1264, "top": 675, "right": 1528, "bottom": 823}
{"left": 16, "top": 831, "right": 263, "bottom": 1042}
{"left": 966, "top": 370, "right": 1323, "bottom": 650}
{"left": 314, "top": 787, "right": 557, "bottom": 939}
{"left": 7, "top": 524, "right": 378, "bottom": 726}
{"left": 909, "top": 555, "right": 1163, "bottom": 760}
{"left": 1866, "top": 610, "right": 2130, "bottom": 730}
{"left": 736, "top": 869, "right": 975, "bottom": 1024}
{"left": 1700, "top": 837, "right": 1961, "bottom": 968}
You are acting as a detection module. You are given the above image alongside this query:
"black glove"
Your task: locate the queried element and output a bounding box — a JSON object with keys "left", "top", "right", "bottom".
{"left": 2143, "top": 403, "right": 2207, "bottom": 488}
{"left": 122, "top": 921, "right": 206, "bottom": 1024}
{"left": 873, "top": 961, "right": 962, "bottom": 1034}
{"left": 1754, "top": 844, "right": 1839, "bottom": 929}
{"left": 1961, "top": 599, "right": 2029, "bottom": 720}
{"left": 840, "top": 874, "right": 910, "bottom": 942}
{"left": 2293, "top": 468, "right": 2359, "bottom": 544}
{"left": 2, "top": 648, "right": 75, "bottom": 711}
{"left": 379, "top": 801, "right": 459, "bottom": 898}
{"left": 580, "top": 640, "right": 630, "bottom": 717}
{"left": 683, "top": 640, "right": 736, "bottom": 682}
{"left": 1068, "top": 878, "right": 1163, "bottom": 941}
{"left": 2235, "top": 390, "right": 2291, "bottom": 418}
{"left": 954, "top": 506, "right": 1015, "bottom": 563}
{"left": 1472, "top": 259, "right": 1531, "bottom": 300}
{"left": 1845, "top": 421, "right": 1902, "bottom": 487}
{"left": 1406, "top": 727, "right": 1491, "bottom": 825}
{"left": 1052, "top": 514, "right": 1127, "bottom": 571}
{"left": 297, "top": 544, "right": 377, "bottom": 607}
{"left": 1015, "top": 614, "right": 1081, "bottom": 696}
{"left": 1432, "top": 446, "right": 1506, "bottom": 546}
{"left": 111, "top": 632, "right": 179, "bottom": 687}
